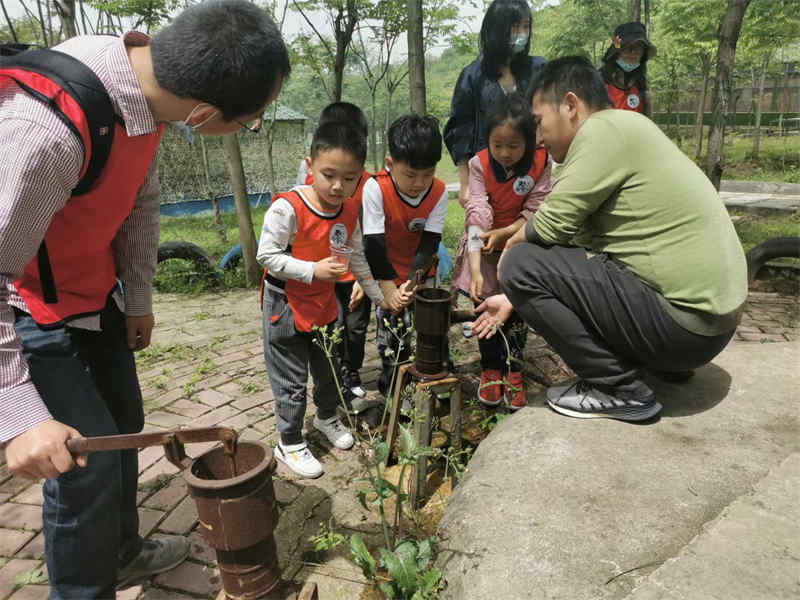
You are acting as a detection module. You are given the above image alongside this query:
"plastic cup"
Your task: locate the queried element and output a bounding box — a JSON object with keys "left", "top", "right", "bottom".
{"left": 330, "top": 244, "right": 353, "bottom": 268}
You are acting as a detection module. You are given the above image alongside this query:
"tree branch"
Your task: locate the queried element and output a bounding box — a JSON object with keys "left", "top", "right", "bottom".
{"left": 292, "top": 0, "right": 334, "bottom": 59}
{"left": 0, "top": 0, "right": 18, "bottom": 42}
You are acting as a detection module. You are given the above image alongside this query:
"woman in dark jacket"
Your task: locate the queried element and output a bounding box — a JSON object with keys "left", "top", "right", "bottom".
{"left": 600, "top": 22, "right": 656, "bottom": 118}
{"left": 443, "top": 0, "right": 545, "bottom": 207}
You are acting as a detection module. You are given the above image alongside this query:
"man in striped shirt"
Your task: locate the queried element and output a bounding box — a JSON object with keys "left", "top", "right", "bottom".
{"left": 0, "top": 1, "right": 289, "bottom": 596}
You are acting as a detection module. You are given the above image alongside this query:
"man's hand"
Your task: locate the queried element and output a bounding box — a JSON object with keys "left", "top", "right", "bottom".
{"left": 4, "top": 419, "right": 88, "bottom": 480}
{"left": 458, "top": 185, "right": 469, "bottom": 208}
{"left": 126, "top": 314, "right": 155, "bottom": 351}
{"left": 471, "top": 294, "right": 515, "bottom": 339}
{"left": 480, "top": 226, "right": 513, "bottom": 253}
{"left": 349, "top": 281, "right": 365, "bottom": 310}
{"left": 313, "top": 257, "right": 347, "bottom": 282}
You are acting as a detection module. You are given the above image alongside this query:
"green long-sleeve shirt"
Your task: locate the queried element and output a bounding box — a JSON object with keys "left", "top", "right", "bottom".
{"left": 525, "top": 109, "right": 747, "bottom": 336}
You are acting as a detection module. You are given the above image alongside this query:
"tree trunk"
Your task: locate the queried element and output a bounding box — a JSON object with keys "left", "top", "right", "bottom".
{"left": 630, "top": 0, "right": 641, "bottom": 22}
{"left": 407, "top": 0, "right": 425, "bottom": 114}
{"left": 706, "top": 0, "right": 751, "bottom": 190}
{"left": 369, "top": 89, "right": 379, "bottom": 172}
{"left": 752, "top": 51, "right": 770, "bottom": 159}
{"left": 694, "top": 56, "right": 711, "bottom": 159}
{"left": 333, "top": 43, "right": 345, "bottom": 102}
{"left": 53, "top": 0, "right": 77, "bottom": 38}
{"left": 644, "top": 0, "right": 650, "bottom": 34}
{"left": 200, "top": 136, "right": 226, "bottom": 244}
{"left": 223, "top": 134, "right": 261, "bottom": 285}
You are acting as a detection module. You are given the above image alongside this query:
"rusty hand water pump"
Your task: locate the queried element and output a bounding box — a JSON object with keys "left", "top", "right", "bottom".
{"left": 67, "top": 428, "right": 317, "bottom": 600}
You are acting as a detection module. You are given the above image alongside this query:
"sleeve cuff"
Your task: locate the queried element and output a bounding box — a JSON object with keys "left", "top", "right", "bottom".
{"left": 0, "top": 382, "right": 52, "bottom": 443}
{"left": 122, "top": 284, "right": 153, "bottom": 316}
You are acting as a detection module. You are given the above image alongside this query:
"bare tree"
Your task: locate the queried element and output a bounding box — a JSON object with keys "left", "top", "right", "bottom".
{"left": 705, "top": 0, "right": 751, "bottom": 190}
{"left": 292, "top": 0, "right": 362, "bottom": 102}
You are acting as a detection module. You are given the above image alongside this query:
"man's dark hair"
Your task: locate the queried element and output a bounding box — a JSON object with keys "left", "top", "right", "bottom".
{"left": 484, "top": 91, "right": 536, "bottom": 165}
{"left": 387, "top": 114, "right": 442, "bottom": 169}
{"left": 527, "top": 56, "right": 612, "bottom": 111}
{"left": 319, "top": 102, "right": 368, "bottom": 139}
{"left": 480, "top": 0, "right": 531, "bottom": 80}
{"left": 310, "top": 121, "right": 367, "bottom": 165}
{"left": 150, "top": 0, "right": 291, "bottom": 121}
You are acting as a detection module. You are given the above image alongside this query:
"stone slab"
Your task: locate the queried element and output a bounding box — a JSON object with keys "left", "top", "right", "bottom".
{"left": 437, "top": 341, "right": 800, "bottom": 600}
{"left": 627, "top": 453, "right": 800, "bottom": 600}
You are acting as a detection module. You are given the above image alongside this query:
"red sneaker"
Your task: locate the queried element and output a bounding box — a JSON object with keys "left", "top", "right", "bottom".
{"left": 507, "top": 371, "right": 526, "bottom": 410}
{"left": 478, "top": 369, "right": 503, "bottom": 407}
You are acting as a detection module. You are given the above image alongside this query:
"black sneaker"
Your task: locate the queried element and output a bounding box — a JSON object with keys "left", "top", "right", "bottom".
{"left": 546, "top": 380, "right": 662, "bottom": 422}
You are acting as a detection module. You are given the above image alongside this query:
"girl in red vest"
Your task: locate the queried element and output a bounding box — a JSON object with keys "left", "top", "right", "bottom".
{"left": 600, "top": 22, "right": 656, "bottom": 118}
{"left": 452, "top": 92, "right": 551, "bottom": 409}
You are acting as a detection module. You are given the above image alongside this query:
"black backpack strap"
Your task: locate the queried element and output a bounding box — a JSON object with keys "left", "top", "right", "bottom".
{"left": 0, "top": 48, "right": 115, "bottom": 194}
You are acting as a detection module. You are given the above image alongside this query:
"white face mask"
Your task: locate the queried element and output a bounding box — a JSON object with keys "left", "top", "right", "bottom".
{"left": 169, "top": 103, "right": 217, "bottom": 144}
{"left": 510, "top": 34, "right": 528, "bottom": 55}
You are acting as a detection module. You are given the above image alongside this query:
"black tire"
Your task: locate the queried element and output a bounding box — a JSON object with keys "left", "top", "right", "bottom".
{"left": 157, "top": 241, "right": 215, "bottom": 271}
{"left": 746, "top": 237, "right": 800, "bottom": 283}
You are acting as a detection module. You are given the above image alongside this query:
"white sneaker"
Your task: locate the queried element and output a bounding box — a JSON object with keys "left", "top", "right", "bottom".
{"left": 313, "top": 415, "right": 355, "bottom": 449}
{"left": 350, "top": 385, "right": 366, "bottom": 398}
{"left": 275, "top": 442, "right": 323, "bottom": 478}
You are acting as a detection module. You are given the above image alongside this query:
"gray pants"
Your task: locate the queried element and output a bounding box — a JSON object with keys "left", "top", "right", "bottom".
{"left": 262, "top": 288, "right": 338, "bottom": 445}
{"left": 500, "top": 243, "right": 734, "bottom": 398}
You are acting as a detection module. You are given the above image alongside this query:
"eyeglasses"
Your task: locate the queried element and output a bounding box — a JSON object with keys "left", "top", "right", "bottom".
{"left": 236, "top": 117, "right": 262, "bottom": 134}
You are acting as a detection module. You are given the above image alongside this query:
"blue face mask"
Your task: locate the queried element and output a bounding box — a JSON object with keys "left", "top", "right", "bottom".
{"left": 169, "top": 103, "right": 216, "bottom": 144}
{"left": 616, "top": 58, "right": 640, "bottom": 73}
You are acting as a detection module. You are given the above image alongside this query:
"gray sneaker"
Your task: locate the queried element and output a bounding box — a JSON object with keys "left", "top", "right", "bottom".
{"left": 546, "top": 380, "right": 662, "bottom": 422}
{"left": 117, "top": 536, "right": 189, "bottom": 587}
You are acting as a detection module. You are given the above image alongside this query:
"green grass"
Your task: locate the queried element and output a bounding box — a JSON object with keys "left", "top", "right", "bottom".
{"left": 730, "top": 210, "right": 800, "bottom": 252}
{"left": 668, "top": 128, "right": 799, "bottom": 183}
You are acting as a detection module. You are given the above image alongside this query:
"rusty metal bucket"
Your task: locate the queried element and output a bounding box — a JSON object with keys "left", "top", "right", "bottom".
{"left": 414, "top": 287, "right": 452, "bottom": 375}
{"left": 184, "top": 441, "right": 281, "bottom": 600}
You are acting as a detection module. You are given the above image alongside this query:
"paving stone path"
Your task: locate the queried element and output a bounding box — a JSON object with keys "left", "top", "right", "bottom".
{"left": 0, "top": 285, "right": 797, "bottom": 600}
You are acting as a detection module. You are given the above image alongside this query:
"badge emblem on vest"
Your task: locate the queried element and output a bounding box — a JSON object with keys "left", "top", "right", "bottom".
{"left": 330, "top": 223, "right": 348, "bottom": 248}
{"left": 626, "top": 93, "right": 640, "bottom": 109}
{"left": 513, "top": 175, "right": 534, "bottom": 195}
{"left": 408, "top": 217, "right": 427, "bottom": 232}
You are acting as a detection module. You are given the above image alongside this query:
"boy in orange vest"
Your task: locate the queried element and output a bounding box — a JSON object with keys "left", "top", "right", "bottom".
{"left": 362, "top": 114, "right": 450, "bottom": 397}
{"left": 296, "top": 103, "right": 373, "bottom": 404}
{"left": 258, "top": 121, "right": 389, "bottom": 478}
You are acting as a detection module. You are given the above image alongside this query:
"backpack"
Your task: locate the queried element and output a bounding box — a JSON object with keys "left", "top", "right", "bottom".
{"left": 0, "top": 43, "right": 116, "bottom": 303}
{"left": 0, "top": 43, "right": 116, "bottom": 195}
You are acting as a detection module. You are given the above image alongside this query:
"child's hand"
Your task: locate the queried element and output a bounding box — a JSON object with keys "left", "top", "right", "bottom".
{"left": 349, "top": 281, "right": 364, "bottom": 310}
{"left": 480, "top": 227, "right": 512, "bottom": 253}
{"left": 469, "top": 272, "right": 484, "bottom": 304}
{"left": 313, "top": 257, "right": 347, "bottom": 281}
{"left": 379, "top": 280, "right": 404, "bottom": 313}
{"left": 397, "top": 280, "right": 415, "bottom": 307}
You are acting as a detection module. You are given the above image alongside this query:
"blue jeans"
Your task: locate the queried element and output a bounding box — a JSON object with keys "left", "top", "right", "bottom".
{"left": 15, "top": 298, "right": 144, "bottom": 599}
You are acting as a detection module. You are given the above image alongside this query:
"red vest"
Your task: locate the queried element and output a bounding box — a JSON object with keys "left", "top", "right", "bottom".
{"left": 606, "top": 83, "right": 643, "bottom": 113}
{"left": 298, "top": 170, "right": 370, "bottom": 283}
{"left": 12, "top": 112, "right": 162, "bottom": 327}
{"left": 277, "top": 190, "right": 362, "bottom": 332}
{"left": 375, "top": 171, "right": 445, "bottom": 285}
{"left": 477, "top": 147, "right": 547, "bottom": 248}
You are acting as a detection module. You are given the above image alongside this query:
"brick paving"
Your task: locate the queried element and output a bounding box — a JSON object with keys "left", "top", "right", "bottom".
{"left": 0, "top": 285, "right": 797, "bottom": 599}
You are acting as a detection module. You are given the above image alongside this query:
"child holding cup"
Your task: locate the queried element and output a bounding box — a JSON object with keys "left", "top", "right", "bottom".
{"left": 256, "top": 122, "right": 393, "bottom": 478}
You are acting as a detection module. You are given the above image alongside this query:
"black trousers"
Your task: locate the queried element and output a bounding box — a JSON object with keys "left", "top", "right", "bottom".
{"left": 500, "top": 243, "right": 734, "bottom": 398}
{"left": 334, "top": 280, "right": 372, "bottom": 373}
